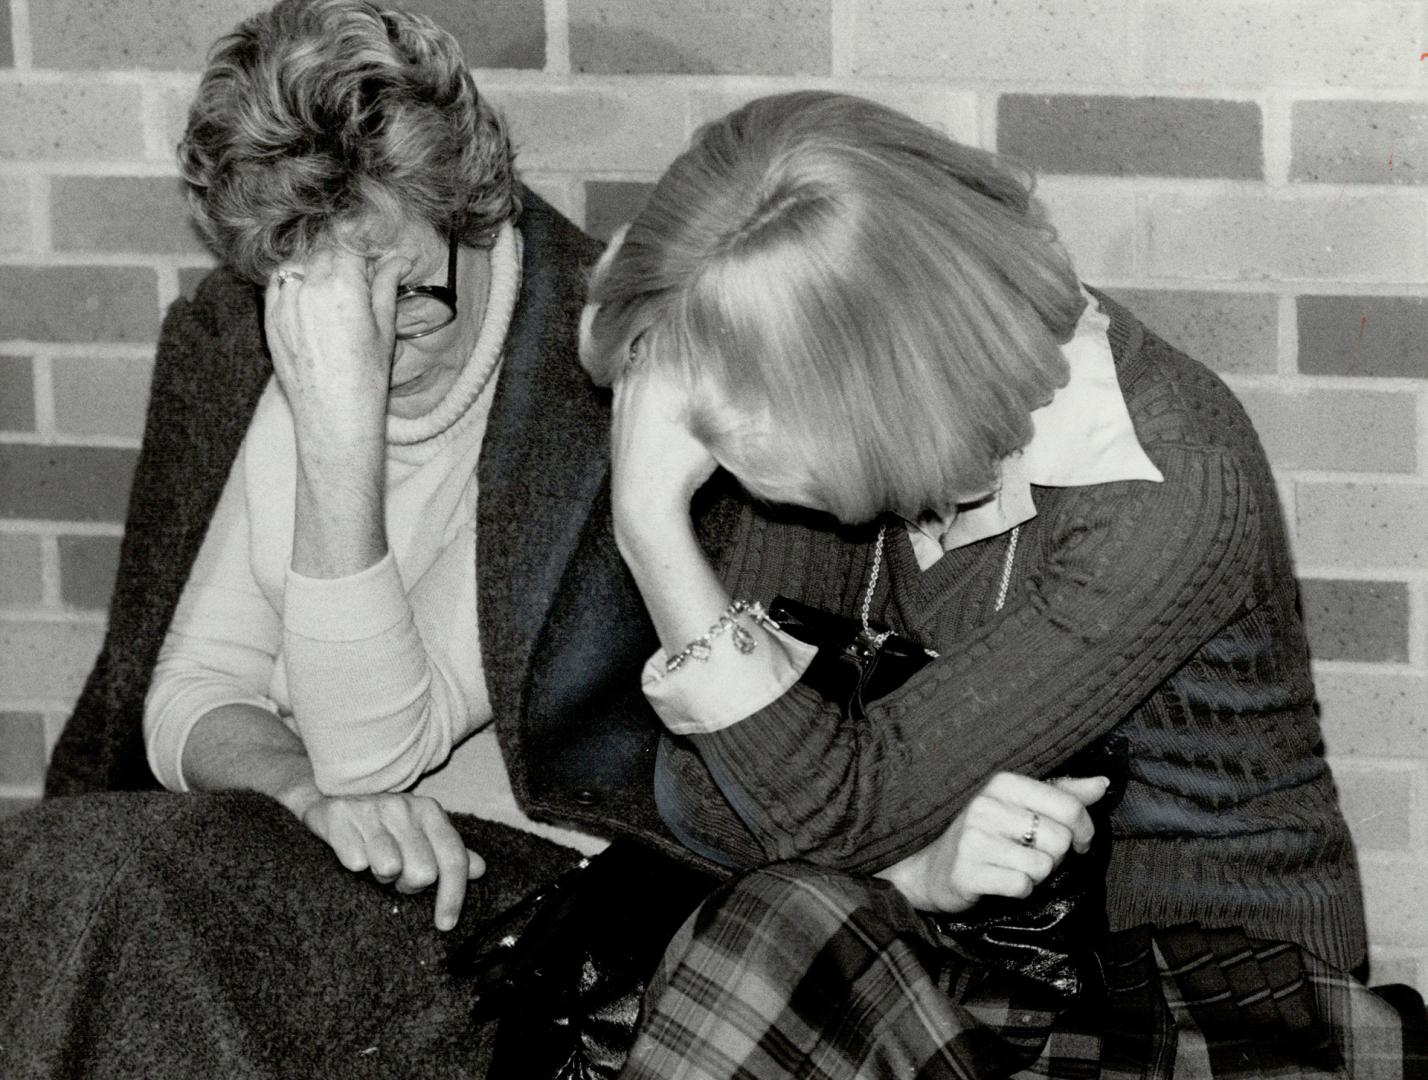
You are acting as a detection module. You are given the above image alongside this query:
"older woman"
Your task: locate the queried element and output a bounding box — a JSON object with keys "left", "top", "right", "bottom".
{"left": 3, "top": 1, "right": 681, "bottom": 1074}
{"left": 141, "top": 0, "right": 559, "bottom": 929}
{"left": 580, "top": 92, "right": 1425, "bottom": 1077}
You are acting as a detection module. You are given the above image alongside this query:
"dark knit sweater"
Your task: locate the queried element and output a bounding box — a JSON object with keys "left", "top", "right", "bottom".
{"left": 657, "top": 294, "right": 1368, "bottom": 971}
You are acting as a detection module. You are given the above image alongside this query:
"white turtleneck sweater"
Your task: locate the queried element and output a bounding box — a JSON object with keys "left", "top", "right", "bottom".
{"left": 144, "top": 226, "right": 604, "bottom": 854}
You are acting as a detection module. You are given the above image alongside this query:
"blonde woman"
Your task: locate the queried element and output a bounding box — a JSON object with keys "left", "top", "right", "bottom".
{"left": 582, "top": 91, "right": 1423, "bottom": 1077}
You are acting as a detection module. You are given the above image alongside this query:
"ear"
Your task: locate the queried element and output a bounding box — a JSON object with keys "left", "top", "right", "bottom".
{"left": 577, "top": 225, "right": 632, "bottom": 383}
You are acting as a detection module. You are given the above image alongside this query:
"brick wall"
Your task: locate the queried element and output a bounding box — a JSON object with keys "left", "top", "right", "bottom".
{"left": 1, "top": 0, "right": 1424, "bottom": 989}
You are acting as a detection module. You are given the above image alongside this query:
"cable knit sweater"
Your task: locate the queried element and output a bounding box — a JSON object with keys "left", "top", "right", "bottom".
{"left": 656, "top": 292, "right": 1368, "bottom": 971}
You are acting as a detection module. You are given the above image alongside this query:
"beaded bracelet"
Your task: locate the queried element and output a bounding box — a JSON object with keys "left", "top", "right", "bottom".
{"left": 664, "top": 600, "right": 780, "bottom": 675}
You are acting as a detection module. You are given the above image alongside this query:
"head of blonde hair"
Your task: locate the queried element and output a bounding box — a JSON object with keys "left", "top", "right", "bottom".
{"left": 582, "top": 90, "right": 1085, "bottom": 523}
{"left": 179, "top": 0, "right": 518, "bottom": 282}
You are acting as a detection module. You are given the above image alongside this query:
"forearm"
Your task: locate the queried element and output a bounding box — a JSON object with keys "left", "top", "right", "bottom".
{"left": 291, "top": 434, "right": 387, "bottom": 578}
{"left": 282, "top": 549, "right": 475, "bottom": 794}
{"left": 181, "top": 702, "right": 322, "bottom": 819}
{"left": 682, "top": 456, "right": 1260, "bottom": 870}
{"left": 615, "top": 509, "right": 738, "bottom": 656}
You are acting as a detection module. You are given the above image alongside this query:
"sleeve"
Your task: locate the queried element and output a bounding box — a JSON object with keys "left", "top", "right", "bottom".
{"left": 144, "top": 450, "right": 284, "bottom": 792}
{"left": 675, "top": 447, "right": 1261, "bottom": 872}
{"left": 641, "top": 625, "right": 819, "bottom": 735}
{"left": 281, "top": 539, "right": 479, "bottom": 796}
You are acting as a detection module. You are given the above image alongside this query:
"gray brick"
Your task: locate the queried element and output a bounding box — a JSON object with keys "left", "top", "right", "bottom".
{"left": 0, "top": 713, "right": 46, "bottom": 787}
{"left": 584, "top": 182, "right": 653, "bottom": 243}
{"left": 400, "top": 0, "right": 544, "bottom": 68}
{"left": 571, "top": 0, "right": 830, "bottom": 76}
{"left": 1294, "top": 483, "right": 1428, "bottom": 572}
{"left": 0, "top": 620, "right": 105, "bottom": 700}
{"left": 52, "top": 177, "right": 206, "bottom": 255}
{"left": 0, "top": 83, "right": 144, "bottom": 161}
{"left": 1317, "top": 671, "right": 1428, "bottom": 757}
{"left": 0, "top": 444, "right": 138, "bottom": 522}
{"left": 31, "top": 0, "right": 266, "bottom": 70}
{"left": 0, "top": 176, "right": 33, "bottom": 253}
{"left": 51, "top": 355, "right": 153, "bottom": 440}
{"left": 1332, "top": 762, "right": 1415, "bottom": 852}
{"left": 1300, "top": 579, "right": 1409, "bottom": 663}
{"left": 0, "top": 533, "right": 44, "bottom": 605}
{"left": 1232, "top": 386, "right": 1418, "bottom": 474}
{"left": 1293, "top": 101, "right": 1428, "bottom": 186}
{"left": 999, "top": 95, "right": 1262, "bottom": 180}
{"left": 852, "top": 1, "right": 1127, "bottom": 82}
{"left": 1298, "top": 295, "right": 1428, "bottom": 379}
{"left": 0, "top": 355, "right": 35, "bottom": 430}
{"left": 58, "top": 535, "right": 122, "bottom": 611}
{"left": 1145, "top": 2, "right": 1422, "bottom": 89}
{"left": 0, "top": 266, "right": 159, "bottom": 344}
{"left": 1106, "top": 290, "right": 1278, "bottom": 374}
{"left": 496, "top": 88, "right": 686, "bottom": 172}
{"left": 1146, "top": 194, "right": 1427, "bottom": 283}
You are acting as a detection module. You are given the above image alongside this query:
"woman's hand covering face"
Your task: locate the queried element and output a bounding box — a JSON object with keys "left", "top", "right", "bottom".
{"left": 264, "top": 246, "right": 411, "bottom": 450}
{"left": 609, "top": 365, "right": 719, "bottom": 529}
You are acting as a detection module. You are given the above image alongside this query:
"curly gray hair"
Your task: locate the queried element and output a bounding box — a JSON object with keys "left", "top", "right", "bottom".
{"left": 179, "top": 0, "right": 519, "bottom": 282}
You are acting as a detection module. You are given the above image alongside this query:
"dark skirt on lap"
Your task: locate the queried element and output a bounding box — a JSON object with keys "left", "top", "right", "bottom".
{"left": 0, "top": 791, "right": 585, "bottom": 1079}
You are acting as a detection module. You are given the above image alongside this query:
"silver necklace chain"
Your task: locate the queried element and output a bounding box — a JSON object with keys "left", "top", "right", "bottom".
{"left": 861, "top": 521, "right": 1021, "bottom": 643}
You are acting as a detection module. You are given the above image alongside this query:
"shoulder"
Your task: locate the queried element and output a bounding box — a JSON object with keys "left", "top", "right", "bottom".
{"left": 1090, "top": 289, "right": 1274, "bottom": 488}
{"left": 516, "top": 186, "right": 605, "bottom": 280}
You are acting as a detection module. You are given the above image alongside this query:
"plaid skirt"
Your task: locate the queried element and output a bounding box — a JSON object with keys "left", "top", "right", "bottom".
{"left": 622, "top": 862, "right": 1428, "bottom": 1080}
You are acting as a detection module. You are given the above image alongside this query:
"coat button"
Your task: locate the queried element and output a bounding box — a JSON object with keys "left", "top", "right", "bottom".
{"left": 572, "top": 788, "right": 601, "bottom": 807}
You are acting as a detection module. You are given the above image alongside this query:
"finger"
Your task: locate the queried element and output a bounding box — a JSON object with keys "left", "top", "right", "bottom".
{"left": 368, "top": 254, "right": 409, "bottom": 338}
{"left": 389, "top": 826, "right": 440, "bottom": 897}
{"left": 985, "top": 771, "right": 1101, "bottom": 850}
{"left": 324, "top": 818, "right": 372, "bottom": 875}
{"left": 969, "top": 791, "right": 1069, "bottom": 859}
{"left": 1052, "top": 775, "right": 1112, "bottom": 807}
{"left": 960, "top": 863, "right": 1037, "bottom": 903}
{"left": 410, "top": 801, "right": 469, "bottom": 931}
{"left": 1051, "top": 775, "right": 1111, "bottom": 852}
{"left": 981, "top": 834, "right": 1055, "bottom": 883}
{"left": 362, "top": 827, "right": 404, "bottom": 884}
{"left": 466, "top": 849, "right": 486, "bottom": 880}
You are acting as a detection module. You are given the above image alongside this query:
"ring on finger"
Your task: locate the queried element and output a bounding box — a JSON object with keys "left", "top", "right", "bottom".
{"left": 274, "top": 268, "right": 305, "bottom": 288}
{"left": 1018, "top": 810, "right": 1040, "bottom": 848}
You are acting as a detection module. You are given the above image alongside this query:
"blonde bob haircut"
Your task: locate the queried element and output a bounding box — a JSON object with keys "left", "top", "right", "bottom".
{"left": 582, "top": 90, "right": 1085, "bottom": 523}
{"left": 179, "top": 0, "right": 518, "bottom": 283}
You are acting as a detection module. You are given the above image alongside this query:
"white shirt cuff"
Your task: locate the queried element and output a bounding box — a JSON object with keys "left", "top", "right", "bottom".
{"left": 642, "top": 625, "right": 818, "bottom": 736}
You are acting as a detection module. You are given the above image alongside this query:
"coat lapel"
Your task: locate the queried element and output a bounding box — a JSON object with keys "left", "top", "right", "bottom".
{"left": 477, "top": 191, "right": 609, "bottom": 726}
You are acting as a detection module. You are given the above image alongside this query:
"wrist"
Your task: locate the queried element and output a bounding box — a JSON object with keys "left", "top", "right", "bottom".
{"left": 275, "top": 773, "right": 324, "bottom": 821}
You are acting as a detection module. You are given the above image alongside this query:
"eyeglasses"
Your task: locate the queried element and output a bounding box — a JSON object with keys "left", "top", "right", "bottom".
{"left": 394, "top": 231, "right": 459, "bottom": 340}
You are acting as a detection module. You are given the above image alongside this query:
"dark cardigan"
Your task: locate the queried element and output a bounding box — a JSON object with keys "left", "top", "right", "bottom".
{"left": 46, "top": 190, "right": 702, "bottom": 862}
{"left": 657, "top": 293, "right": 1368, "bottom": 970}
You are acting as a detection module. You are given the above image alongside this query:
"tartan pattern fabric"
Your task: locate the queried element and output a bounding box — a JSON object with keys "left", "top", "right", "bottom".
{"left": 621, "top": 863, "right": 1427, "bottom": 1080}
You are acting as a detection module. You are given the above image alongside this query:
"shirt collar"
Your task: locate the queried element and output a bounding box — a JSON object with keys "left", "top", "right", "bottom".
{"left": 907, "top": 292, "right": 1163, "bottom": 569}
